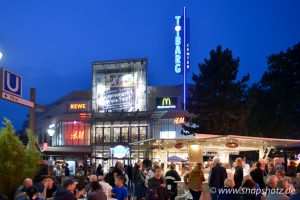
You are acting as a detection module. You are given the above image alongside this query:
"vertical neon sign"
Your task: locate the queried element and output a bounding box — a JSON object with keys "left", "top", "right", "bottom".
{"left": 175, "top": 7, "right": 190, "bottom": 110}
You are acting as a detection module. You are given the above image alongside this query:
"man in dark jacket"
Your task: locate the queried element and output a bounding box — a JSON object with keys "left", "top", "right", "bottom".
{"left": 209, "top": 157, "right": 228, "bottom": 200}
{"left": 105, "top": 167, "right": 116, "bottom": 187}
{"left": 250, "top": 162, "right": 266, "bottom": 189}
{"left": 234, "top": 158, "right": 244, "bottom": 189}
{"left": 165, "top": 163, "right": 181, "bottom": 200}
{"left": 54, "top": 178, "right": 85, "bottom": 200}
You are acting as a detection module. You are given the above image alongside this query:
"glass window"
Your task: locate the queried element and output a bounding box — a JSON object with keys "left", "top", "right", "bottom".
{"left": 95, "top": 127, "right": 103, "bottom": 143}
{"left": 104, "top": 128, "right": 111, "bottom": 143}
{"left": 122, "top": 127, "right": 129, "bottom": 142}
{"left": 140, "top": 126, "right": 147, "bottom": 141}
{"left": 131, "top": 127, "right": 139, "bottom": 142}
{"left": 113, "top": 127, "right": 121, "bottom": 143}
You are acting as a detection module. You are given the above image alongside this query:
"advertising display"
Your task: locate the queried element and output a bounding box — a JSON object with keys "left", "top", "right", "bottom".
{"left": 92, "top": 59, "right": 147, "bottom": 112}
{"left": 156, "top": 97, "right": 177, "bottom": 109}
{"left": 110, "top": 145, "right": 130, "bottom": 158}
{"left": 64, "top": 121, "right": 90, "bottom": 145}
{"left": 68, "top": 101, "right": 89, "bottom": 112}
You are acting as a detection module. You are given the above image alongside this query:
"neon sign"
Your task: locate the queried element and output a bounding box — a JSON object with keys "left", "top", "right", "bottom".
{"left": 70, "top": 103, "right": 86, "bottom": 109}
{"left": 111, "top": 145, "right": 129, "bottom": 158}
{"left": 156, "top": 97, "right": 177, "bottom": 109}
{"left": 174, "top": 8, "right": 190, "bottom": 74}
{"left": 175, "top": 16, "right": 182, "bottom": 74}
{"left": 173, "top": 117, "right": 185, "bottom": 125}
{"left": 70, "top": 130, "right": 85, "bottom": 140}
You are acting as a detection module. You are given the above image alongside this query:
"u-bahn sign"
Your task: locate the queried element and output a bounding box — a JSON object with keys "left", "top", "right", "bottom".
{"left": 0, "top": 68, "right": 34, "bottom": 108}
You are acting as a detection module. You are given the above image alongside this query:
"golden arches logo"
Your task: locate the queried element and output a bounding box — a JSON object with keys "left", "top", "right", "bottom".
{"left": 162, "top": 98, "right": 172, "bottom": 106}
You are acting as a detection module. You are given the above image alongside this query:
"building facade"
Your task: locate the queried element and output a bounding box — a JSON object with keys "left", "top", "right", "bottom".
{"left": 25, "top": 58, "right": 194, "bottom": 172}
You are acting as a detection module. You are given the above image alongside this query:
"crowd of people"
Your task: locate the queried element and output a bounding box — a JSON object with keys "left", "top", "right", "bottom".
{"left": 7, "top": 157, "right": 300, "bottom": 200}
{"left": 209, "top": 157, "right": 300, "bottom": 200}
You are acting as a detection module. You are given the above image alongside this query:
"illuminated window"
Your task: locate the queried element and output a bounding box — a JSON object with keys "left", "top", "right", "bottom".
{"left": 95, "top": 127, "right": 103, "bottom": 143}
{"left": 113, "top": 128, "right": 121, "bottom": 143}
{"left": 140, "top": 127, "right": 147, "bottom": 141}
{"left": 122, "top": 127, "right": 129, "bottom": 142}
{"left": 104, "top": 128, "right": 111, "bottom": 143}
{"left": 131, "top": 127, "right": 139, "bottom": 142}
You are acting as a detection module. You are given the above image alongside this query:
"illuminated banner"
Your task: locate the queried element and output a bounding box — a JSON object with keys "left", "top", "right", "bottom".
{"left": 156, "top": 97, "right": 177, "bottom": 109}
{"left": 68, "top": 101, "right": 89, "bottom": 112}
{"left": 92, "top": 59, "right": 147, "bottom": 113}
{"left": 174, "top": 7, "right": 190, "bottom": 74}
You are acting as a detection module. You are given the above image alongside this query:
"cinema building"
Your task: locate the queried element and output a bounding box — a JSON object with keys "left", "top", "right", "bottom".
{"left": 28, "top": 58, "right": 300, "bottom": 174}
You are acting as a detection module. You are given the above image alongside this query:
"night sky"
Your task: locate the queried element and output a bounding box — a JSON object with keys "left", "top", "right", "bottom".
{"left": 0, "top": 0, "right": 300, "bottom": 130}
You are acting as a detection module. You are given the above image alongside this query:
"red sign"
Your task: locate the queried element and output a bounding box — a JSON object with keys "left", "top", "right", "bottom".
{"left": 64, "top": 122, "right": 89, "bottom": 145}
{"left": 173, "top": 117, "right": 185, "bottom": 125}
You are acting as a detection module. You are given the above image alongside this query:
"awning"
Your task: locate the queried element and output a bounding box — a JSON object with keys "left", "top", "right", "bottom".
{"left": 43, "top": 146, "right": 92, "bottom": 156}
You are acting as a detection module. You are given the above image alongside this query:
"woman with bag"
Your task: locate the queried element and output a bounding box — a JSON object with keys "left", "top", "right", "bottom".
{"left": 184, "top": 162, "right": 205, "bottom": 200}
{"left": 148, "top": 166, "right": 167, "bottom": 200}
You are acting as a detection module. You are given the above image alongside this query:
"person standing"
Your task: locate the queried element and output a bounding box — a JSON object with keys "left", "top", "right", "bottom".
{"left": 184, "top": 162, "right": 205, "bottom": 200}
{"left": 65, "top": 163, "right": 70, "bottom": 177}
{"left": 233, "top": 158, "right": 244, "bottom": 189}
{"left": 209, "top": 157, "right": 227, "bottom": 200}
{"left": 250, "top": 162, "right": 266, "bottom": 189}
{"left": 98, "top": 176, "right": 113, "bottom": 198}
{"left": 105, "top": 167, "right": 116, "bottom": 187}
{"left": 134, "top": 163, "right": 146, "bottom": 200}
{"left": 96, "top": 164, "right": 104, "bottom": 176}
{"left": 114, "top": 162, "right": 124, "bottom": 179}
{"left": 165, "top": 163, "right": 181, "bottom": 200}
{"left": 148, "top": 167, "right": 167, "bottom": 200}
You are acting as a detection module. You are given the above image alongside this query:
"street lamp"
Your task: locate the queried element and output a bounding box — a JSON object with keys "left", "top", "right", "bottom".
{"left": 47, "top": 128, "right": 55, "bottom": 137}
{"left": 0, "top": 51, "right": 3, "bottom": 60}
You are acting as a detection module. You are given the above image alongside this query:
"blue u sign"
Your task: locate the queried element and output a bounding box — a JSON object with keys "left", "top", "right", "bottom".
{"left": 3, "top": 69, "right": 22, "bottom": 97}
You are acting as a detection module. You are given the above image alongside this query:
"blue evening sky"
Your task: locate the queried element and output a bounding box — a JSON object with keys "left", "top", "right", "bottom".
{"left": 0, "top": 0, "right": 300, "bottom": 129}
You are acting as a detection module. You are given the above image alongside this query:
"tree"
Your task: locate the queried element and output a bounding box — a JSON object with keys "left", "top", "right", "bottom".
{"left": 183, "top": 45, "right": 251, "bottom": 135}
{"left": 0, "top": 118, "right": 41, "bottom": 199}
{"left": 247, "top": 42, "right": 300, "bottom": 138}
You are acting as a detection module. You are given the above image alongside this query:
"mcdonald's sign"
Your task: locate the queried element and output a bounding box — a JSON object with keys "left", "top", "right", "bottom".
{"left": 156, "top": 97, "right": 177, "bottom": 109}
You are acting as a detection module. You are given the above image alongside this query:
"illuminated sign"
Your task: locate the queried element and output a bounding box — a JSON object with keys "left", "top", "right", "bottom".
{"left": 70, "top": 103, "right": 86, "bottom": 109}
{"left": 160, "top": 131, "right": 176, "bottom": 139}
{"left": 70, "top": 130, "right": 85, "bottom": 140}
{"left": 92, "top": 59, "right": 147, "bottom": 113}
{"left": 68, "top": 101, "right": 89, "bottom": 112}
{"left": 156, "top": 97, "right": 177, "bottom": 109}
{"left": 111, "top": 145, "right": 129, "bottom": 158}
{"left": 64, "top": 122, "right": 89, "bottom": 145}
{"left": 174, "top": 7, "right": 190, "bottom": 74}
{"left": 173, "top": 117, "right": 185, "bottom": 125}
{"left": 79, "top": 113, "right": 91, "bottom": 120}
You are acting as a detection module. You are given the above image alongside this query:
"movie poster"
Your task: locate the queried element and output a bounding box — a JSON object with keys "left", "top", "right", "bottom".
{"left": 92, "top": 59, "right": 147, "bottom": 113}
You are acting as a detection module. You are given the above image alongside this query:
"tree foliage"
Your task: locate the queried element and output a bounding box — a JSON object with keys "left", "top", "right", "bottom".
{"left": 184, "top": 45, "right": 251, "bottom": 135}
{"left": 0, "top": 118, "right": 41, "bottom": 199}
{"left": 247, "top": 42, "right": 300, "bottom": 138}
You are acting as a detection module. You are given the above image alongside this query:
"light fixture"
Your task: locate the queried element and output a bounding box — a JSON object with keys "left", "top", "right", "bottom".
{"left": 47, "top": 128, "right": 55, "bottom": 137}
{"left": 0, "top": 51, "right": 3, "bottom": 60}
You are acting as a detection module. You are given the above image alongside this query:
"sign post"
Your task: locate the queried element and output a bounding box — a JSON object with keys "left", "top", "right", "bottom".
{"left": 0, "top": 67, "right": 45, "bottom": 132}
